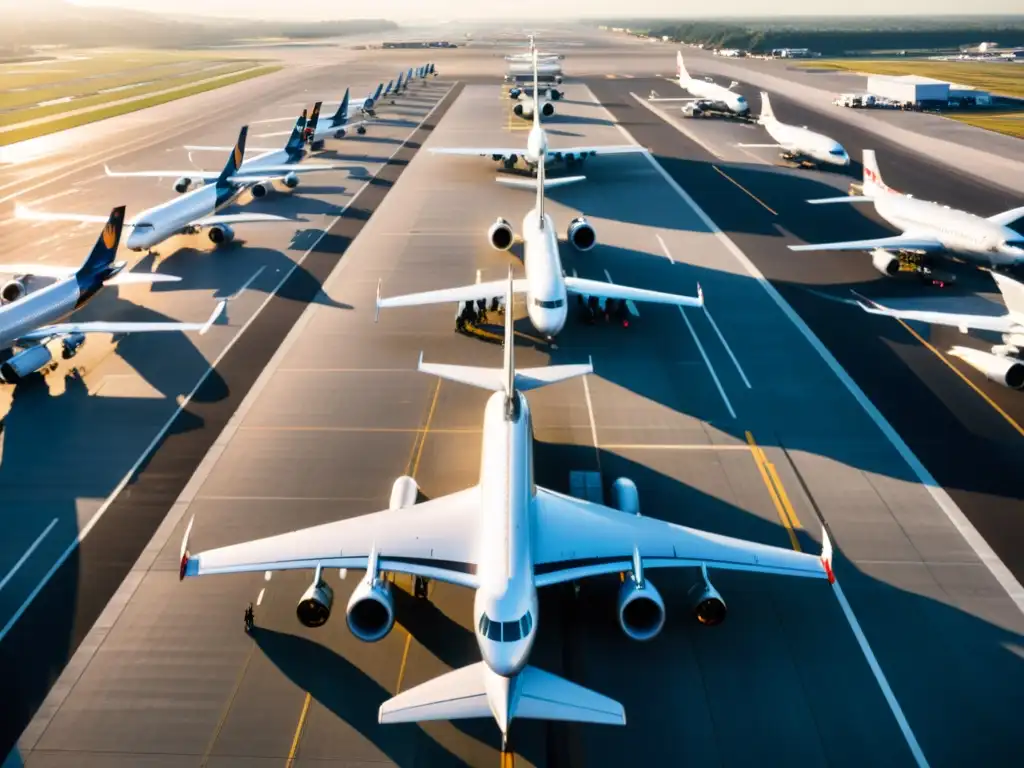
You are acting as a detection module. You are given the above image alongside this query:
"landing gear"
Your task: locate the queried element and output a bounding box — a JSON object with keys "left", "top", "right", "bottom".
{"left": 503, "top": 158, "right": 516, "bottom": 170}
{"left": 244, "top": 602, "right": 254, "bottom": 633}
{"left": 414, "top": 576, "right": 430, "bottom": 600}
{"left": 501, "top": 732, "right": 514, "bottom": 767}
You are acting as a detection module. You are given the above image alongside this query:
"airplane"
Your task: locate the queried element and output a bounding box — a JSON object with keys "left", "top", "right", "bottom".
{"left": 851, "top": 270, "right": 1024, "bottom": 390}
{"left": 508, "top": 83, "right": 563, "bottom": 102}
{"left": 377, "top": 69, "right": 703, "bottom": 343}
{"left": 0, "top": 206, "right": 224, "bottom": 383}
{"left": 788, "top": 150, "right": 1024, "bottom": 274}
{"left": 648, "top": 52, "right": 749, "bottom": 118}
{"left": 431, "top": 49, "right": 645, "bottom": 174}
{"left": 737, "top": 92, "right": 849, "bottom": 168}
{"left": 299, "top": 91, "right": 372, "bottom": 150}
{"left": 177, "top": 270, "right": 836, "bottom": 749}
{"left": 14, "top": 125, "right": 321, "bottom": 254}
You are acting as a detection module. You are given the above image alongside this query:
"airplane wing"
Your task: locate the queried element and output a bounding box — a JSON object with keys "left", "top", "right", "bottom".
{"left": 988, "top": 205, "right": 1024, "bottom": 227}
{"left": 0, "top": 263, "right": 180, "bottom": 284}
{"left": 18, "top": 300, "right": 225, "bottom": 343}
{"left": 377, "top": 278, "right": 530, "bottom": 314}
{"left": 192, "top": 213, "right": 293, "bottom": 227}
{"left": 14, "top": 203, "right": 143, "bottom": 227}
{"left": 548, "top": 146, "right": 649, "bottom": 159}
{"left": 851, "top": 291, "right": 1018, "bottom": 333}
{"left": 788, "top": 235, "right": 944, "bottom": 253}
{"left": 230, "top": 164, "right": 344, "bottom": 177}
{"left": 564, "top": 276, "right": 704, "bottom": 308}
{"left": 430, "top": 147, "right": 524, "bottom": 158}
{"left": 104, "top": 164, "right": 220, "bottom": 180}
{"left": 180, "top": 486, "right": 482, "bottom": 589}
{"left": 531, "top": 487, "right": 832, "bottom": 588}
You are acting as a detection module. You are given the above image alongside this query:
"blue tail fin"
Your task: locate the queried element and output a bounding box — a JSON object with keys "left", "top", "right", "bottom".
{"left": 284, "top": 109, "right": 309, "bottom": 154}
{"left": 372, "top": 82, "right": 383, "bottom": 101}
{"left": 385, "top": 79, "right": 393, "bottom": 95}
{"left": 332, "top": 88, "right": 350, "bottom": 125}
{"left": 217, "top": 126, "right": 247, "bottom": 185}
{"left": 77, "top": 206, "right": 126, "bottom": 281}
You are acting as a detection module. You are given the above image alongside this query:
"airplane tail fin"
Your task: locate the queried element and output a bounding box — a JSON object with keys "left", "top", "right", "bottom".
{"left": 372, "top": 82, "right": 383, "bottom": 102}
{"left": 78, "top": 206, "right": 126, "bottom": 280}
{"left": 992, "top": 272, "right": 1024, "bottom": 318}
{"left": 759, "top": 91, "right": 775, "bottom": 124}
{"left": 216, "top": 126, "right": 247, "bottom": 185}
{"left": 284, "top": 109, "right": 309, "bottom": 154}
{"left": 378, "top": 661, "right": 625, "bottom": 736}
{"left": 677, "top": 51, "right": 690, "bottom": 83}
{"left": 862, "top": 149, "right": 890, "bottom": 197}
{"left": 332, "top": 88, "right": 350, "bottom": 125}
{"left": 415, "top": 267, "right": 592, "bottom": 394}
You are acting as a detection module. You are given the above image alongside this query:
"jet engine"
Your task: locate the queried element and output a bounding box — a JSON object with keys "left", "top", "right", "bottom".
{"left": 333, "top": 127, "right": 347, "bottom": 140}
{"left": 870, "top": 249, "right": 900, "bottom": 277}
{"left": 390, "top": 475, "right": 419, "bottom": 510}
{"left": 251, "top": 182, "right": 273, "bottom": 199}
{"left": 310, "top": 139, "right": 325, "bottom": 151}
{"left": 346, "top": 575, "right": 396, "bottom": 642}
{"left": 0, "top": 345, "right": 53, "bottom": 383}
{"left": 282, "top": 172, "right": 300, "bottom": 189}
{"left": 540, "top": 101, "right": 554, "bottom": 117}
{"left": 488, "top": 217, "right": 515, "bottom": 251}
{"left": 951, "top": 347, "right": 1024, "bottom": 390}
{"left": 611, "top": 477, "right": 639, "bottom": 516}
{"left": 296, "top": 570, "right": 334, "bottom": 628}
{"left": 687, "top": 566, "right": 727, "bottom": 626}
{"left": 208, "top": 224, "right": 235, "bottom": 245}
{"left": 513, "top": 102, "right": 530, "bottom": 118}
{"left": 61, "top": 332, "right": 86, "bottom": 360}
{"left": 548, "top": 89, "right": 563, "bottom": 101}
{"left": 509, "top": 88, "right": 522, "bottom": 99}
{"left": 1, "top": 279, "right": 26, "bottom": 304}
{"left": 173, "top": 177, "right": 193, "bottom": 194}
{"left": 567, "top": 216, "right": 596, "bottom": 252}
{"left": 617, "top": 573, "right": 666, "bottom": 641}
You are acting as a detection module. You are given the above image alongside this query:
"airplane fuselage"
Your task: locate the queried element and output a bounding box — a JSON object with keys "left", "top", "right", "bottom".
{"left": 682, "top": 77, "right": 748, "bottom": 115}
{"left": 764, "top": 120, "right": 849, "bottom": 166}
{"left": 873, "top": 193, "right": 1024, "bottom": 265}
{"left": 125, "top": 183, "right": 229, "bottom": 251}
{"left": 521, "top": 211, "right": 568, "bottom": 337}
{"left": 0, "top": 277, "right": 89, "bottom": 350}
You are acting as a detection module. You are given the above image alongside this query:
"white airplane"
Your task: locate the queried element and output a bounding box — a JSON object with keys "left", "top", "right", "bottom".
{"left": 17, "top": 121, "right": 338, "bottom": 253}
{"left": 432, "top": 49, "right": 645, "bottom": 175}
{"left": 255, "top": 85, "right": 380, "bottom": 144}
{"left": 738, "top": 92, "right": 849, "bottom": 167}
{"left": 178, "top": 272, "right": 835, "bottom": 748}
{"left": 789, "top": 150, "right": 1024, "bottom": 273}
{"left": 852, "top": 271, "right": 1024, "bottom": 390}
{"left": 0, "top": 206, "right": 223, "bottom": 383}
{"left": 648, "top": 52, "right": 749, "bottom": 118}
{"left": 377, "top": 140, "right": 702, "bottom": 340}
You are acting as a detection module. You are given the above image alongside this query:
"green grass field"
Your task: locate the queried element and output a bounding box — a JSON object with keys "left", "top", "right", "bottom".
{"left": 946, "top": 111, "right": 1024, "bottom": 139}
{"left": 803, "top": 59, "right": 1024, "bottom": 99}
{"left": 0, "top": 65, "right": 281, "bottom": 147}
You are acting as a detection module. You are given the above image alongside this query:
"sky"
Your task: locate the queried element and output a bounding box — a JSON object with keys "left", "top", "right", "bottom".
{"left": 68, "top": 0, "right": 1023, "bottom": 21}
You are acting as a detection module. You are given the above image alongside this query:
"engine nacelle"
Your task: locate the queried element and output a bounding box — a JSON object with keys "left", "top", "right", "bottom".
{"left": 173, "top": 176, "right": 192, "bottom": 194}
{"left": 0, "top": 345, "right": 53, "bottom": 383}
{"left": 346, "top": 577, "right": 396, "bottom": 642}
{"left": 952, "top": 347, "right": 1024, "bottom": 390}
{"left": 389, "top": 475, "right": 419, "bottom": 510}
{"left": 540, "top": 101, "right": 554, "bottom": 117}
{"left": 687, "top": 569, "right": 727, "bottom": 626}
{"left": 611, "top": 477, "right": 639, "bottom": 516}
{"left": 509, "top": 88, "right": 522, "bottom": 99}
{"left": 549, "top": 89, "right": 562, "bottom": 101}
{"left": 513, "top": 102, "right": 529, "bottom": 117}
{"left": 61, "top": 332, "right": 86, "bottom": 360}
{"left": 567, "top": 216, "right": 596, "bottom": 252}
{"left": 617, "top": 574, "right": 666, "bottom": 641}
{"left": 251, "top": 182, "right": 272, "bottom": 199}
{"left": 1, "top": 279, "right": 26, "bottom": 304}
{"left": 208, "top": 224, "right": 235, "bottom": 245}
{"left": 488, "top": 217, "right": 515, "bottom": 251}
{"left": 296, "top": 576, "right": 334, "bottom": 628}
{"left": 870, "top": 249, "right": 900, "bottom": 277}
{"left": 283, "top": 172, "right": 300, "bottom": 189}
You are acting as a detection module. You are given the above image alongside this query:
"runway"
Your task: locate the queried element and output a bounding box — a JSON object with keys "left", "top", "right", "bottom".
{"left": 4, "top": 26, "right": 1024, "bottom": 768}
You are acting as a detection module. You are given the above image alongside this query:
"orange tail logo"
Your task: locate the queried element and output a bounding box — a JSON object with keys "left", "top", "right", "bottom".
{"left": 101, "top": 210, "right": 122, "bottom": 249}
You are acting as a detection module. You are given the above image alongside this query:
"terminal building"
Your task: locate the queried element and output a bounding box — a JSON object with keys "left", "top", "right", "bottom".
{"left": 866, "top": 74, "right": 992, "bottom": 107}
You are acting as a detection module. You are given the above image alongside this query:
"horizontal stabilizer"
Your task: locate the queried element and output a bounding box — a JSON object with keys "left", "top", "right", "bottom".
{"left": 850, "top": 290, "right": 1016, "bottom": 333}
{"left": 806, "top": 195, "right": 873, "bottom": 205}
{"left": 379, "top": 662, "right": 492, "bottom": 724}
{"left": 988, "top": 204, "right": 1024, "bottom": 228}
{"left": 788, "top": 235, "right": 942, "bottom": 253}
{"left": 417, "top": 353, "right": 592, "bottom": 392}
{"left": 496, "top": 175, "right": 586, "bottom": 189}
{"left": 514, "top": 665, "right": 626, "bottom": 725}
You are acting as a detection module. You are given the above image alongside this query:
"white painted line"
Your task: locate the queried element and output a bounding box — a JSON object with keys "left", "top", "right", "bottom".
{"left": 833, "top": 580, "right": 929, "bottom": 768}
{"left": 256, "top": 588, "right": 265, "bottom": 607}
{"left": 602, "top": 268, "right": 638, "bottom": 316}
{"left": 656, "top": 236, "right": 751, "bottom": 389}
{"left": 595, "top": 85, "right": 1024, "bottom": 620}
{"left": 0, "top": 519, "right": 58, "bottom": 594}
{"left": 678, "top": 305, "right": 736, "bottom": 419}
{"left": 581, "top": 374, "right": 600, "bottom": 450}
{"left": 629, "top": 91, "right": 723, "bottom": 160}
{"left": 0, "top": 85, "right": 459, "bottom": 648}
{"left": 231, "top": 266, "right": 265, "bottom": 299}
{"left": 264, "top": 571, "right": 273, "bottom": 581}
{"left": 655, "top": 234, "right": 673, "bottom": 262}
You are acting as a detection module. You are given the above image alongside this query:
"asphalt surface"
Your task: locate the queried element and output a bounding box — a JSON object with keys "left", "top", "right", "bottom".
{"left": 3, "top": 25, "right": 1024, "bottom": 768}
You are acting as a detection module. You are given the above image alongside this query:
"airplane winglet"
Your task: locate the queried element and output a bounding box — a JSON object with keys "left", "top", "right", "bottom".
{"left": 200, "top": 301, "right": 227, "bottom": 335}
{"left": 417, "top": 350, "right": 424, "bottom": 371}
{"left": 179, "top": 515, "right": 195, "bottom": 581}
{"left": 697, "top": 283, "right": 704, "bottom": 307}
{"left": 821, "top": 525, "right": 835, "bottom": 584}
{"left": 375, "top": 279, "right": 382, "bottom": 323}
{"left": 588, "top": 354, "right": 594, "bottom": 374}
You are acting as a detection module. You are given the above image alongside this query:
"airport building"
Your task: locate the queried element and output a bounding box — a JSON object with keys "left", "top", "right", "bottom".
{"left": 867, "top": 74, "right": 950, "bottom": 105}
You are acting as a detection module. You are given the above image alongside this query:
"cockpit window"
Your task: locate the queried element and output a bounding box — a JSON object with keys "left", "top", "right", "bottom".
{"left": 133, "top": 223, "right": 154, "bottom": 230}
{"left": 533, "top": 298, "right": 564, "bottom": 309}
{"left": 479, "top": 611, "right": 532, "bottom": 643}
{"left": 829, "top": 149, "right": 846, "bottom": 156}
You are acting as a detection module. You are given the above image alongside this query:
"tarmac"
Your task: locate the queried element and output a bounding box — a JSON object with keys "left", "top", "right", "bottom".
{"left": 2, "top": 24, "right": 1024, "bottom": 768}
